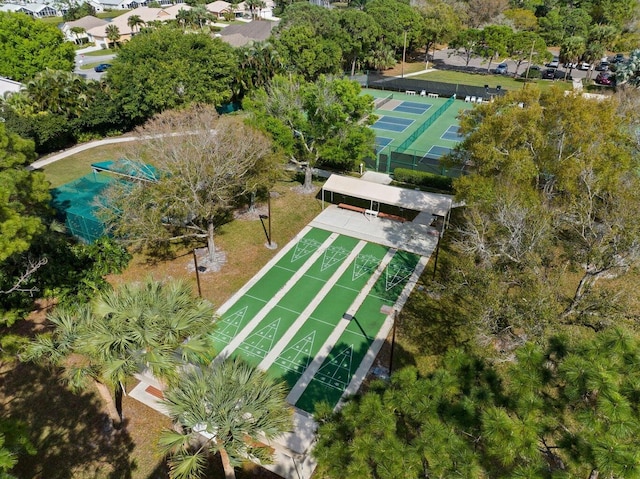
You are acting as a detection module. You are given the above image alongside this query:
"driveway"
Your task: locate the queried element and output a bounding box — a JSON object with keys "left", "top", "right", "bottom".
{"left": 74, "top": 50, "right": 116, "bottom": 81}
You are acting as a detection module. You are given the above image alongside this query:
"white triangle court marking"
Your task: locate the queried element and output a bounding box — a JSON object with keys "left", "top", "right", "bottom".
{"left": 352, "top": 253, "right": 382, "bottom": 281}
{"left": 313, "top": 345, "right": 354, "bottom": 391}
{"left": 291, "top": 237, "right": 322, "bottom": 262}
{"left": 385, "top": 264, "right": 414, "bottom": 291}
{"left": 238, "top": 317, "right": 281, "bottom": 359}
{"left": 274, "top": 331, "right": 316, "bottom": 373}
{"left": 217, "top": 306, "right": 248, "bottom": 342}
{"left": 321, "top": 245, "right": 350, "bottom": 271}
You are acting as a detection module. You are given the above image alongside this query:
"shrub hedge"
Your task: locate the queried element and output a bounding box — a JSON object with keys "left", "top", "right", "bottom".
{"left": 393, "top": 168, "right": 453, "bottom": 192}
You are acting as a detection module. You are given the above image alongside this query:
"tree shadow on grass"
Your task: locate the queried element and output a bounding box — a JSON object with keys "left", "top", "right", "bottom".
{"left": 1, "top": 360, "right": 137, "bottom": 479}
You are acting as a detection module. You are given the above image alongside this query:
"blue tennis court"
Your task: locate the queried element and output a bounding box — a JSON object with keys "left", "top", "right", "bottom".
{"left": 421, "top": 145, "right": 452, "bottom": 161}
{"left": 373, "top": 116, "right": 414, "bottom": 133}
{"left": 394, "top": 101, "right": 432, "bottom": 115}
{"left": 375, "top": 137, "right": 392, "bottom": 152}
{"left": 441, "top": 125, "right": 464, "bottom": 141}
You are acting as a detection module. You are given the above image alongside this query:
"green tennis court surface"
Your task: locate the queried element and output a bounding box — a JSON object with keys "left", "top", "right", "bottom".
{"left": 212, "top": 227, "right": 422, "bottom": 415}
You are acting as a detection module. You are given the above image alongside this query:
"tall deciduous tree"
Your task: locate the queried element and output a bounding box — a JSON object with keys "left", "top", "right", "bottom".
{"left": 447, "top": 86, "right": 640, "bottom": 339}
{"left": 101, "top": 105, "right": 276, "bottom": 262}
{"left": 107, "top": 26, "right": 235, "bottom": 123}
{"left": 0, "top": 12, "right": 75, "bottom": 81}
{"left": 449, "top": 28, "right": 482, "bottom": 67}
{"left": 244, "top": 75, "right": 375, "bottom": 192}
{"left": 159, "top": 358, "right": 292, "bottom": 479}
{"left": 23, "top": 278, "right": 216, "bottom": 428}
{"left": 479, "top": 25, "right": 512, "bottom": 73}
{"left": 417, "top": 0, "right": 461, "bottom": 67}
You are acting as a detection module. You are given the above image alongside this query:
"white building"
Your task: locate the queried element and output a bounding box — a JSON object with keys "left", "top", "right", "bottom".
{"left": 0, "top": 77, "right": 24, "bottom": 97}
{"left": 61, "top": 15, "right": 109, "bottom": 43}
{"left": 0, "top": 2, "right": 59, "bottom": 17}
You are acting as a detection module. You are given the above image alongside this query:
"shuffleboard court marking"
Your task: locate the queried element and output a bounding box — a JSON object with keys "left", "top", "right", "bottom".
{"left": 286, "top": 249, "right": 396, "bottom": 405}
{"left": 237, "top": 318, "right": 281, "bottom": 359}
{"left": 291, "top": 237, "right": 322, "bottom": 262}
{"left": 217, "top": 306, "right": 248, "bottom": 343}
{"left": 353, "top": 253, "right": 383, "bottom": 281}
{"left": 213, "top": 232, "right": 340, "bottom": 365}
{"left": 257, "top": 241, "right": 368, "bottom": 371}
{"left": 274, "top": 331, "right": 316, "bottom": 373}
{"left": 321, "top": 245, "right": 351, "bottom": 271}
{"left": 313, "top": 345, "right": 354, "bottom": 391}
{"left": 385, "top": 264, "right": 415, "bottom": 291}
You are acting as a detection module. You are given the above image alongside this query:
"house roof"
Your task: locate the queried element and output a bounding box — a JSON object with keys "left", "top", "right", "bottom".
{"left": 162, "top": 3, "right": 190, "bottom": 15}
{"left": 87, "top": 6, "right": 177, "bottom": 38}
{"left": 0, "top": 4, "right": 27, "bottom": 12}
{"left": 206, "top": 0, "right": 231, "bottom": 12}
{"left": 23, "top": 3, "right": 56, "bottom": 12}
{"left": 219, "top": 19, "right": 276, "bottom": 46}
{"left": 65, "top": 15, "right": 108, "bottom": 30}
{"left": 0, "top": 76, "right": 23, "bottom": 96}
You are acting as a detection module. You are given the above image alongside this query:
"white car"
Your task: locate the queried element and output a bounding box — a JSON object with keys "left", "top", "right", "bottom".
{"left": 578, "top": 62, "right": 591, "bottom": 71}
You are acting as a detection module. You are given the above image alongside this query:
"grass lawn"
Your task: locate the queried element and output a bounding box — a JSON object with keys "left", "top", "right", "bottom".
{"left": 81, "top": 48, "right": 117, "bottom": 57}
{"left": 4, "top": 147, "right": 325, "bottom": 478}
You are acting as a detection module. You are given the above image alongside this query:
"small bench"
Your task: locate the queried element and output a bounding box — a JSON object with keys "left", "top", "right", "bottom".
{"left": 145, "top": 385, "right": 164, "bottom": 399}
{"left": 428, "top": 92, "right": 438, "bottom": 98}
{"left": 338, "top": 203, "right": 366, "bottom": 214}
{"left": 405, "top": 90, "right": 416, "bottom": 96}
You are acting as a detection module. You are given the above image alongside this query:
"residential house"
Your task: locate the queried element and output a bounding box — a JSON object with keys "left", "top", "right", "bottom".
{"left": 0, "top": 2, "right": 59, "bottom": 17}
{"left": 219, "top": 19, "right": 277, "bottom": 47}
{"left": 61, "top": 15, "right": 109, "bottom": 43}
{"left": 86, "top": 5, "right": 188, "bottom": 48}
{"left": 206, "top": 0, "right": 232, "bottom": 19}
{"left": 0, "top": 77, "right": 23, "bottom": 97}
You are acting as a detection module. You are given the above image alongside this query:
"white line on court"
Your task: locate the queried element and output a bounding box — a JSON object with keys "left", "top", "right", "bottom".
{"left": 257, "top": 241, "right": 369, "bottom": 371}
{"left": 215, "top": 226, "right": 313, "bottom": 316}
{"left": 212, "top": 233, "right": 340, "bottom": 365}
{"left": 285, "top": 248, "right": 397, "bottom": 405}
{"left": 335, "top": 255, "right": 429, "bottom": 411}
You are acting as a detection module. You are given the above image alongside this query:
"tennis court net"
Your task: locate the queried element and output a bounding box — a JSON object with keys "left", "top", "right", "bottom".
{"left": 374, "top": 93, "right": 393, "bottom": 109}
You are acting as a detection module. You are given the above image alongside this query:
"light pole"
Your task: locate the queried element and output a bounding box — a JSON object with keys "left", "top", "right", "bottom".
{"left": 259, "top": 192, "right": 277, "bottom": 249}
{"left": 401, "top": 29, "right": 408, "bottom": 79}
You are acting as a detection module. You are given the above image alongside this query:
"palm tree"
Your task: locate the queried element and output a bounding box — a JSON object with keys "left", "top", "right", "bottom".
{"left": 70, "top": 26, "right": 86, "bottom": 44}
{"left": 159, "top": 358, "right": 293, "bottom": 479}
{"left": 23, "top": 279, "right": 216, "bottom": 428}
{"left": 560, "top": 35, "right": 585, "bottom": 80}
{"left": 127, "top": 14, "right": 145, "bottom": 34}
{"left": 245, "top": 0, "right": 265, "bottom": 19}
{"left": 105, "top": 24, "right": 121, "bottom": 48}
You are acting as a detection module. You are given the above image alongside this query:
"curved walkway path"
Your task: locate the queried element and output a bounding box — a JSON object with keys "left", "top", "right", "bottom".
{"left": 28, "top": 136, "right": 139, "bottom": 171}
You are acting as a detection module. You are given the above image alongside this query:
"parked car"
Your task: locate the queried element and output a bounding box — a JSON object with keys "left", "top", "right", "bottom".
{"left": 564, "top": 61, "right": 578, "bottom": 69}
{"left": 94, "top": 63, "right": 112, "bottom": 72}
{"left": 546, "top": 56, "right": 560, "bottom": 68}
{"left": 543, "top": 69, "right": 572, "bottom": 80}
{"left": 578, "top": 61, "right": 591, "bottom": 71}
{"left": 596, "top": 60, "right": 610, "bottom": 71}
{"left": 494, "top": 62, "right": 508, "bottom": 75}
{"left": 595, "top": 72, "right": 614, "bottom": 86}
{"left": 612, "top": 53, "right": 626, "bottom": 64}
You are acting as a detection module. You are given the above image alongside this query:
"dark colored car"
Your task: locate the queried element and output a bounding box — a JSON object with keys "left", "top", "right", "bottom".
{"left": 596, "top": 61, "right": 610, "bottom": 71}
{"left": 612, "top": 53, "right": 626, "bottom": 64}
{"left": 521, "top": 65, "right": 541, "bottom": 79}
{"left": 94, "top": 63, "right": 112, "bottom": 72}
{"left": 595, "top": 72, "right": 614, "bottom": 86}
{"left": 543, "top": 69, "right": 572, "bottom": 80}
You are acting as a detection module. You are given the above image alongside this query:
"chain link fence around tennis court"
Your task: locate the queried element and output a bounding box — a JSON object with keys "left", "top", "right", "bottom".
{"left": 346, "top": 71, "right": 494, "bottom": 178}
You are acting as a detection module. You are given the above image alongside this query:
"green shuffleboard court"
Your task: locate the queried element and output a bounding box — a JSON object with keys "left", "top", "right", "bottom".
{"left": 211, "top": 227, "right": 423, "bottom": 415}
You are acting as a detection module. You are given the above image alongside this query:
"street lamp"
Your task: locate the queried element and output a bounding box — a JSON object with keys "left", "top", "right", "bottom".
{"left": 401, "top": 28, "right": 408, "bottom": 79}
{"left": 258, "top": 192, "right": 277, "bottom": 249}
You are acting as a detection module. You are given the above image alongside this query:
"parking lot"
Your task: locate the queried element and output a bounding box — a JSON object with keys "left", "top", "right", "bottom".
{"left": 430, "top": 48, "right": 593, "bottom": 81}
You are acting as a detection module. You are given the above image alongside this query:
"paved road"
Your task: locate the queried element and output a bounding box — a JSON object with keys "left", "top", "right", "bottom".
{"left": 430, "top": 48, "right": 593, "bottom": 81}
{"left": 74, "top": 51, "right": 116, "bottom": 81}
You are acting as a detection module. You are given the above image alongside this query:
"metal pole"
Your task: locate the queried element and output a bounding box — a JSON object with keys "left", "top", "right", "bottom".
{"left": 401, "top": 29, "right": 408, "bottom": 79}
{"left": 389, "top": 310, "right": 397, "bottom": 374}
{"left": 267, "top": 193, "right": 272, "bottom": 247}
{"left": 192, "top": 249, "right": 202, "bottom": 297}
